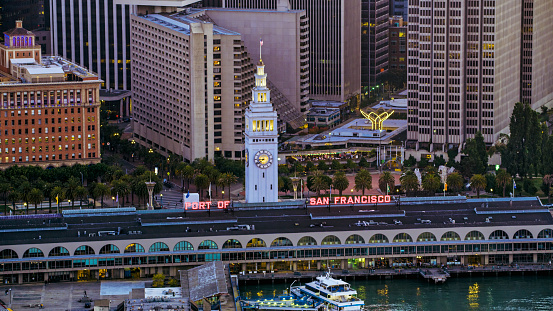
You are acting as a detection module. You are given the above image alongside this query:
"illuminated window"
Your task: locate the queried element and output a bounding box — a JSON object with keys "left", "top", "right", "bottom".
{"left": 213, "top": 60, "right": 221, "bottom": 66}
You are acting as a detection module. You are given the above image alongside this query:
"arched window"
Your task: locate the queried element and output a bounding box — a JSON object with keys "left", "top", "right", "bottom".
{"left": 124, "top": 243, "right": 145, "bottom": 253}
{"left": 489, "top": 230, "right": 509, "bottom": 240}
{"left": 393, "top": 233, "right": 413, "bottom": 243}
{"left": 174, "top": 241, "right": 194, "bottom": 251}
{"left": 199, "top": 240, "right": 218, "bottom": 250}
{"left": 271, "top": 237, "right": 293, "bottom": 247}
{"left": 222, "top": 239, "right": 243, "bottom": 249}
{"left": 99, "top": 244, "right": 120, "bottom": 254}
{"left": 149, "top": 242, "right": 169, "bottom": 252}
{"left": 369, "top": 234, "right": 389, "bottom": 243}
{"left": 0, "top": 249, "right": 18, "bottom": 259}
{"left": 321, "top": 235, "right": 341, "bottom": 245}
{"left": 23, "top": 248, "right": 44, "bottom": 258}
{"left": 49, "top": 246, "right": 69, "bottom": 257}
{"left": 247, "top": 238, "right": 266, "bottom": 248}
{"left": 514, "top": 229, "right": 533, "bottom": 239}
{"left": 465, "top": 231, "right": 485, "bottom": 240}
{"left": 345, "top": 234, "right": 365, "bottom": 244}
{"left": 441, "top": 231, "right": 461, "bottom": 241}
{"left": 74, "top": 245, "right": 95, "bottom": 256}
{"left": 538, "top": 229, "right": 553, "bottom": 239}
{"left": 417, "top": 232, "right": 437, "bottom": 242}
{"left": 298, "top": 236, "right": 317, "bottom": 246}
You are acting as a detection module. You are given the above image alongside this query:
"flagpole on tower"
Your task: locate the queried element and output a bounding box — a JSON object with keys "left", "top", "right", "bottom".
{"left": 260, "top": 38, "right": 263, "bottom": 61}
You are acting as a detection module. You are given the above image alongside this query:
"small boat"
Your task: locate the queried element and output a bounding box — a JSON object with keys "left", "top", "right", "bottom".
{"left": 241, "top": 271, "right": 364, "bottom": 311}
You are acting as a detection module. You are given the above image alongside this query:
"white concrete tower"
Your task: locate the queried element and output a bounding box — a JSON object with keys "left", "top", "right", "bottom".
{"left": 245, "top": 45, "right": 279, "bottom": 203}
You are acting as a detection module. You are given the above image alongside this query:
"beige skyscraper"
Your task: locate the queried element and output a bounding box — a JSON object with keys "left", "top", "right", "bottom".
{"left": 407, "top": 0, "right": 553, "bottom": 151}
{"left": 130, "top": 13, "right": 255, "bottom": 161}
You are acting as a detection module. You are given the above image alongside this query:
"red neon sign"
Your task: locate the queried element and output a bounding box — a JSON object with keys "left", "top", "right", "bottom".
{"left": 184, "top": 201, "right": 230, "bottom": 210}
{"left": 309, "top": 195, "right": 391, "bottom": 206}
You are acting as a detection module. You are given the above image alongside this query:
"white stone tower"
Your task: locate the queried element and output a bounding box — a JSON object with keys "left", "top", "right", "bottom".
{"left": 245, "top": 44, "right": 279, "bottom": 203}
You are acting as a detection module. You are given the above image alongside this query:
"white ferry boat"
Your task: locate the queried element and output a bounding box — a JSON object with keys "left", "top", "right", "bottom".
{"left": 241, "top": 271, "right": 364, "bottom": 311}
{"left": 291, "top": 271, "right": 365, "bottom": 311}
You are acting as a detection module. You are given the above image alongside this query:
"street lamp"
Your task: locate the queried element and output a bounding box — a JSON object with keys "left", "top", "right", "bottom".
{"left": 160, "top": 193, "right": 163, "bottom": 208}
{"left": 222, "top": 190, "right": 225, "bottom": 199}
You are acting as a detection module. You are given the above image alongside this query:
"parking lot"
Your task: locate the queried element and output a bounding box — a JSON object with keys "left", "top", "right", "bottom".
{"left": 0, "top": 281, "right": 145, "bottom": 311}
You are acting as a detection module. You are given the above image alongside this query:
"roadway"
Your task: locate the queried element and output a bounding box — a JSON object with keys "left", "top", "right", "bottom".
{"left": 0, "top": 198, "right": 550, "bottom": 246}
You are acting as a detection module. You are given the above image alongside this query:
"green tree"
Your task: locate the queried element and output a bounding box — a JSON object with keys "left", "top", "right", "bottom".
{"left": 317, "top": 160, "right": 329, "bottom": 171}
{"left": 205, "top": 166, "right": 221, "bottom": 199}
{"left": 543, "top": 175, "right": 553, "bottom": 202}
{"left": 93, "top": 183, "right": 111, "bottom": 208}
{"left": 18, "top": 181, "right": 33, "bottom": 214}
{"left": 331, "top": 160, "right": 342, "bottom": 171}
{"left": 305, "top": 161, "right": 315, "bottom": 172}
{"left": 75, "top": 186, "right": 88, "bottom": 209}
{"left": 65, "top": 176, "right": 80, "bottom": 209}
{"left": 358, "top": 157, "right": 368, "bottom": 168}
{"left": 378, "top": 172, "right": 395, "bottom": 194}
{"left": 460, "top": 131, "right": 488, "bottom": 177}
{"left": 404, "top": 155, "right": 417, "bottom": 167}
{"left": 470, "top": 174, "right": 487, "bottom": 198}
{"left": 354, "top": 169, "right": 372, "bottom": 195}
{"left": 446, "top": 172, "right": 464, "bottom": 194}
{"left": 51, "top": 186, "right": 66, "bottom": 213}
{"left": 28, "top": 188, "right": 44, "bottom": 214}
{"left": 0, "top": 183, "right": 11, "bottom": 215}
{"left": 194, "top": 174, "right": 210, "bottom": 199}
{"left": 152, "top": 273, "right": 165, "bottom": 288}
{"left": 182, "top": 165, "right": 196, "bottom": 191}
{"left": 43, "top": 182, "right": 54, "bottom": 213}
{"left": 422, "top": 174, "right": 441, "bottom": 194}
{"left": 219, "top": 173, "right": 237, "bottom": 200}
{"left": 310, "top": 171, "right": 327, "bottom": 196}
{"left": 8, "top": 190, "right": 20, "bottom": 215}
{"left": 495, "top": 169, "right": 512, "bottom": 197}
{"left": 332, "top": 171, "right": 349, "bottom": 196}
{"left": 175, "top": 162, "right": 188, "bottom": 191}
{"left": 345, "top": 159, "right": 357, "bottom": 172}
{"left": 400, "top": 170, "right": 419, "bottom": 193}
{"left": 111, "top": 180, "right": 130, "bottom": 207}
{"left": 278, "top": 176, "right": 293, "bottom": 193}
{"left": 503, "top": 102, "right": 542, "bottom": 178}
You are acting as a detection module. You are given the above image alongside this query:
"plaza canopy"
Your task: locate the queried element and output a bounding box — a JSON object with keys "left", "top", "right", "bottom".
{"left": 180, "top": 261, "right": 228, "bottom": 302}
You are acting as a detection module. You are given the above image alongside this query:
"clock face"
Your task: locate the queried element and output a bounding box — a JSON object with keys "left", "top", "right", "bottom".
{"left": 245, "top": 149, "right": 249, "bottom": 167}
{"left": 254, "top": 150, "right": 273, "bottom": 169}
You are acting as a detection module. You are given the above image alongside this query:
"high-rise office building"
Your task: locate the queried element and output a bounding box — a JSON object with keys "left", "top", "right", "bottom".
{"left": 130, "top": 13, "right": 255, "bottom": 161}
{"left": 0, "top": 0, "right": 45, "bottom": 35}
{"left": 389, "top": 0, "right": 408, "bottom": 21}
{"left": 406, "top": 0, "right": 553, "bottom": 151}
{"left": 46, "top": 0, "right": 200, "bottom": 91}
{"left": 388, "top": 16, "right": 406, "bottom": 71}
{"left": 0, "top": 22, "right": 101, "bottom": 168}
{"left": 220, "top": 0, "right": 360, "bottom": 103}
{"left": 361, "top": 0, "right": 389, "bottom": 88}
{"left": 191, "top": 7, "right": 309, "bottom": 117}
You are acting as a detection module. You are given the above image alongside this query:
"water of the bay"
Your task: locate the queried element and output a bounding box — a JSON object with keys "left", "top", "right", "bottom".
{"left": 239, "top": 275, "right": 553, "bottom": 311}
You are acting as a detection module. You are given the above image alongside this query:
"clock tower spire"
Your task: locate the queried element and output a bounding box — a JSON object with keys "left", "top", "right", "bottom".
{"left": 245, "top": 40, "right": 278, "bottom": 203}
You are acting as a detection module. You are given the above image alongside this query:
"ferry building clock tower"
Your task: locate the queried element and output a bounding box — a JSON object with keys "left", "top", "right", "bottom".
{"left": 245, "top": 46, "right": 278, "bottom": 203}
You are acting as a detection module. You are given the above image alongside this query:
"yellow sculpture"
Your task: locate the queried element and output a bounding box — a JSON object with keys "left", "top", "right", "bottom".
{"left": 360, "top": 108, "right": 394, "bottom": 131}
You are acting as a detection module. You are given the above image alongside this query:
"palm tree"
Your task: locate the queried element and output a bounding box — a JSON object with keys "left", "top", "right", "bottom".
{"left": 182, "top": 165, "right": 195, "bottom": 191}
{"left": 311, "top": 171, "right": 327, "bottom": 196}
{"left": 422, "top": 174, "right": 441, "bottom": 194}
{"left": 50, "top": 186, "right": 66, "bottom": 213}
{"left": 495, "top": 169, "right": 512, "bottom": 197}
{"left": 220, "top": 173, "right": 238, "bottom": 200}
{"left": 8, "top": 190, "right": 20, "bottom": 215}
{"left": 332, "top": 171, "right": 349, "bottom": 196}
{"left": 194, "top": 174, "right": 210, "bottom": 199}
{"left": 205, "top": 167, "right": 220, "bottom": 199}
{"left": 75, "top": 186, "right": 88, "bottom": 209}
{"left": 175, "top": 162, "right": 188, "bottom": 191}
{"left": 0, "top": 183, "right": 11, "bottom": 215}
{"left": 470, "top": 174, "right": 487, "bottom": 198}
{"left": 400, "top": 170, "right": 419, "bottom": 193}
{"left": 93, "top": 183, "right": 111, "bottom": 208}
{"left": 43, "top": 182, "right": 54, "bottom": 213}
{"left": 18, "top": 181, "right": 33, "bottom": 214}
{"left": 28, "top": 188, "right": 44, "bottom": 214}
{"left": 446, "top": 172, "right": 464, "bottom": 194}
{"left": 378, "top": 172, "right": 395, "bottom": 194}
{"left": 354, "top": 169, "right": 372, "bottom": 195}
{"left": 111, "top": 179, "right": 130, "bottom": 207}
{"left": 65, "top": 176, "right": 80, "bottom": 209}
